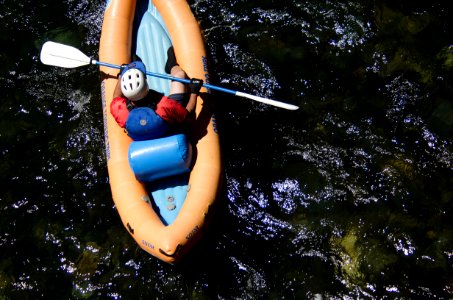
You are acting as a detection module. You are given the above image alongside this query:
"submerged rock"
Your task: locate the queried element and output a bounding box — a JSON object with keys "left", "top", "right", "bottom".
{"left": 331, "top": 228, "right": 399, "bottom": 288}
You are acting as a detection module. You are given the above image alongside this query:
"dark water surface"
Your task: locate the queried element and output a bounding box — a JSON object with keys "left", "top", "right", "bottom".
{"left": 1, "top": 0, "right": 452, "bottom": 298}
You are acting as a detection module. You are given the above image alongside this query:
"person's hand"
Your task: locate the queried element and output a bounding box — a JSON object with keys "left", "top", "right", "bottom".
{"left": 118, "top": 64, "right": 128, "bottom": 77}
{"left": 189, "top": 78, "right": 203, "bottom": 94}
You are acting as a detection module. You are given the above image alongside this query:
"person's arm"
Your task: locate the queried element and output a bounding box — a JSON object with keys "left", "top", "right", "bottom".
{"left": 186, "top": 78, "right": 203, "bottom": 113}
{"left": 185, "top": 93, "right": 198, "bottom": 114}
{"left": 113, "top": 76, "right": 123, "bottom": 99}
{"left": 110, "top": 75, "right": 130, "bottom": 128}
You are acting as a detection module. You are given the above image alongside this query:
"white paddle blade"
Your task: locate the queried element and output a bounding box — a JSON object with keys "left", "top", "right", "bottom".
{"left": 40, "top": 41, "right": 92, "bottom": 68}
{"left": 235, "top": 92, "right": 299, "bottom": 110}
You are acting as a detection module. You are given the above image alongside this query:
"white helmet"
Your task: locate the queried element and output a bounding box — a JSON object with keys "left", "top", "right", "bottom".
{"left": 121, "top": 68, "right": 149, "bottom": 101}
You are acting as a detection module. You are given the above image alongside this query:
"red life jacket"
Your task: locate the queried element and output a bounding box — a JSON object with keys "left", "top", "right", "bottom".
{"left": 155, "top": 96, "right": 189, "bottom": 124}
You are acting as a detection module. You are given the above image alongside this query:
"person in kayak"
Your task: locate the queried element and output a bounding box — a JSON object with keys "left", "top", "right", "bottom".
{"left": 110, "top": 57, "right": 203, "bottom": 141}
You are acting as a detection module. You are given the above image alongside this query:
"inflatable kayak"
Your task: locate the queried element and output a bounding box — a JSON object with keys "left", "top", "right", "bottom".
{"left": 99, "top": 0, "right": 222, "bottom": 263}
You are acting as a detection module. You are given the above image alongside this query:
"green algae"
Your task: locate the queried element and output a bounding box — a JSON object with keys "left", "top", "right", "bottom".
{"left": 437, "top": 46, "right": 453, "bottom": 69}
{"left": 338, "top": 230, "right": 365, "bottom": 284}
{"left": 331, "top": 228, "right": 400, "bottom": 289}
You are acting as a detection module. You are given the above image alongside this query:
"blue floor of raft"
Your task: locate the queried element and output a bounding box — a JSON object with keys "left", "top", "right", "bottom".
{"left": 132, "top": 0, "right": 189, "bottom": 226}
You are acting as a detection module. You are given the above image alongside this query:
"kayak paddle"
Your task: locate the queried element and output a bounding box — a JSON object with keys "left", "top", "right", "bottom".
{"left": 40, "top": 41, "right": 299, "bottom": 110}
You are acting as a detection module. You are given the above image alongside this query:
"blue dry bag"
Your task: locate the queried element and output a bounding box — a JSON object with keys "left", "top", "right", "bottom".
{"left": 128, "top": 134, "right": 193, "bottom": 182}
{"left": 125, "top": 107, "right": 169, "bottom": 141}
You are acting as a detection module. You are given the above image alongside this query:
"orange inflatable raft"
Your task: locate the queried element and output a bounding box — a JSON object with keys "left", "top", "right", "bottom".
{"left": 99, "top": 0, "right": 222, "bottom": 263}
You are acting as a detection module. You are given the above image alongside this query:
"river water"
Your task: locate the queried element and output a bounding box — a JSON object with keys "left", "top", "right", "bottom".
{"left": 1, "top": 0, "right": 452, "bottom": 298}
